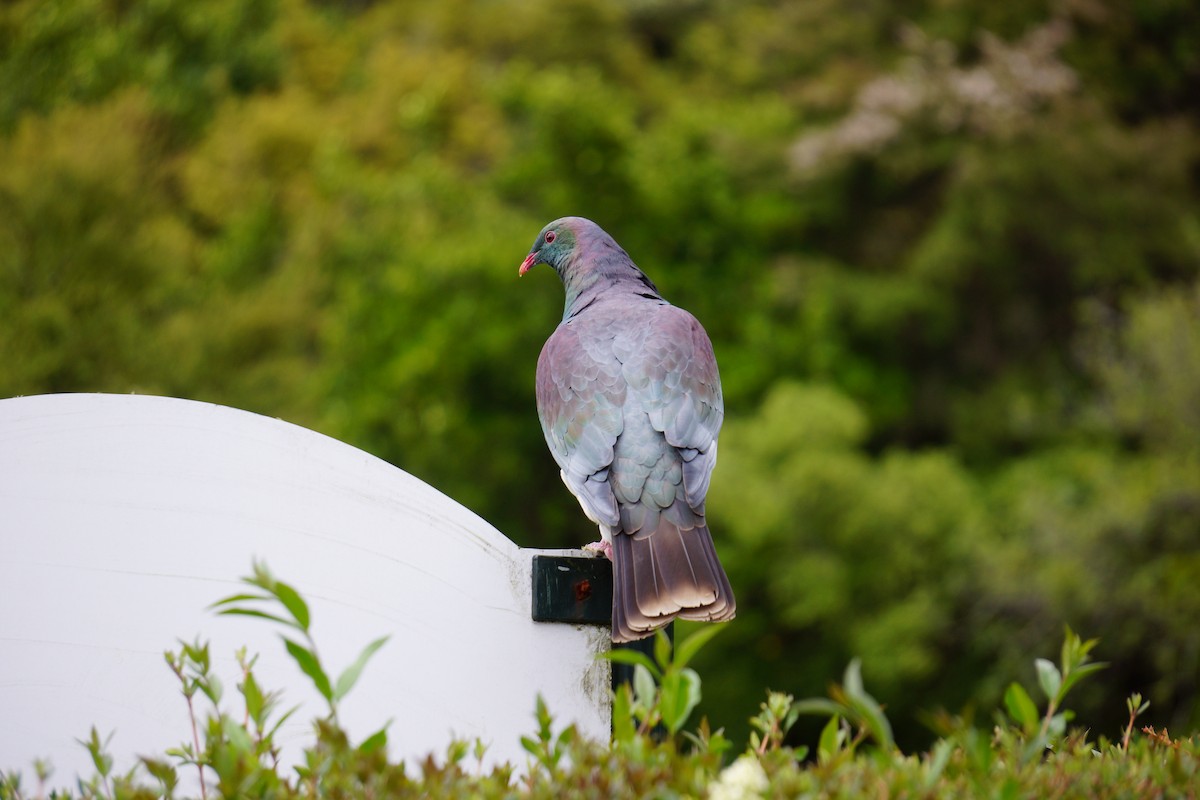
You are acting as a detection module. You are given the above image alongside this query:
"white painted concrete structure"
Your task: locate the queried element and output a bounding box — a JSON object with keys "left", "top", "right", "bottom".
{"left": 0, "top": 393, "right": 609, "bottom": 782}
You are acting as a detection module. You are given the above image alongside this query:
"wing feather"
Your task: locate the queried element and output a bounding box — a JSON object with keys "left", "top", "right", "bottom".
{"left": 535, "top": 322, "right": 623, "bottom": 528}
{"left": 624, "top": 306, "right": 723, "bottom": 514}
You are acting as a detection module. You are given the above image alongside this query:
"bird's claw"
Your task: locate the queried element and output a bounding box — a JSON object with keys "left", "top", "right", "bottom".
{"left": 583, "top": 540, "right": 614, "bottom": 561}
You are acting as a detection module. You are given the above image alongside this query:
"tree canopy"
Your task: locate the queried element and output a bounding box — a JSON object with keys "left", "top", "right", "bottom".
{"left": 2, "top": 0, "right": 1197, "bottom": 749}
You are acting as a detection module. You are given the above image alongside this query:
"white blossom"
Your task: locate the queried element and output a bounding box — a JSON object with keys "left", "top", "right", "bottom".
{"left": 791, "top": 18, "right": 1078, "bottom": 173}
{"left": 708, "top": 754, "right": 769, "bottom": 800}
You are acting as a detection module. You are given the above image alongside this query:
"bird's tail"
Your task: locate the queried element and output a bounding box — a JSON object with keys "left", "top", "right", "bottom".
{"left": 611, "top": 518, "right": 735, "bottom": 643}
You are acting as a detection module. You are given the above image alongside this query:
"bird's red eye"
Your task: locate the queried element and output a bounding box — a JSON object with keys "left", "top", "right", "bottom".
{"left": 545, "top": 231, "right": 556, "bottom": 244}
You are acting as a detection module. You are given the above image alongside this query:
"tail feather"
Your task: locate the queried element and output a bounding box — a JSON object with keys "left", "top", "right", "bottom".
{"left": 611, "top": 516, "right": 735, "bottom": 643}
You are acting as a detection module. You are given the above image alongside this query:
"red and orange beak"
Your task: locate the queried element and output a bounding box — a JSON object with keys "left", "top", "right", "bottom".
{"left": 518, "top": 252, "right": 537, "bottom": 276}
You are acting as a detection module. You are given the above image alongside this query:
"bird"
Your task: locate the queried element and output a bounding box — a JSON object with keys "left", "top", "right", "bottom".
{"left": 518, "top": 216, "right": 735, "bottom": 642}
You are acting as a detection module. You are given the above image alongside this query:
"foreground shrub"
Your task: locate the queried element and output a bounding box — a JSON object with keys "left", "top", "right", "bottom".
{"left": 1, "top": 564, "right": 1196, "bottom": 799}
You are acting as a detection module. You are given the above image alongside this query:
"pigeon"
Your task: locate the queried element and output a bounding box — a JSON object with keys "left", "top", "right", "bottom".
{"left": 519, "top": 216, "right": 735, "bottom": 642}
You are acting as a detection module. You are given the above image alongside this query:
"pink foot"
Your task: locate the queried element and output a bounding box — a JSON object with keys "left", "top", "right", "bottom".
{"left": 583, "top": 540, "right": 613, "bottom": 561}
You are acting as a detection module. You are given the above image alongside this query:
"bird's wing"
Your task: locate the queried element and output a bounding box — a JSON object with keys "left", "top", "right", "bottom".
{"left": 534, "top": 319, "right": 625, "bottom": 529}
{"left": 621, "top": 305, "right": 723, "bottom": 514}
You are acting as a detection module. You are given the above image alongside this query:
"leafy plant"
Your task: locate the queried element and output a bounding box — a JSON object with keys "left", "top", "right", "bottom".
{"left": 1122, "top": 693, "right": 1150, "bottom": 753}
{"left": 601, "top": 625, "right": 727, "bottom": 742}
{"left": 749, "top": 691, "right": 803, "bottom": 756}
{"left": 1003, "top": 625, "right": 1106, "bottom": 756}
{"left": 2, "top": 570, "right": 1198, "bottom": 800}
{"left": 210, "top": 560, "right": 389, "bottom": 728}
{"left": 792, "top": 658, "right": 896, "bottom": 754}
{"left": 519, "top": 695, "right": 575, "bottom": 778}
{"left": 75, "top": 728, "right": 120, "bottom": 799}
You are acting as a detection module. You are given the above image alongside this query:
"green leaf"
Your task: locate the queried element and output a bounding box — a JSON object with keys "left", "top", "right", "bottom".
{"left": 791, "top": 698, "right": 845, "bottom": 717}
{"left": 672, "top": 624, "right": 726, "bottom": 670}
{"left": 242, "top": 671, "right": 264, "bottom": 724}
{"left": 653, "top": 628, "right": 672, "bottom": 671}
{"left": 1035, "top": 658, "right": 1062, "bottom": 702}
{"left": 283, "top": 637, "right": 332, "bottom": 702}
{"left": 444, "top": 740, "right": 468, "bottom": 766}
{"left": 924, "top": 739, "right": 953, "bottom": 789}
{"left": 271, "top": 580, "right": 311, "bottom": 631}
{"left": 199, "top": 673, "right": 223, "bottom": 705}
{"left": 138, "top": 757, "right": 178, "bottom": 792}
{"left": 222, "top": 714, "right": 255, "bottom": 754}
{"left": 1060, "top": 625, "right": 1097, "bottom": 670}
{"left": 783, "top": 703, "right": 801, "bottom": 734}
{"left": 818, "top": 714, "right": 843, "bottom": 763}
{"left": 76, "top": 728, "right": 114, "bottom": 778}
{"left": 612, "top": 684, "right": 636, "bottom": 744}
{"left": 519, "top": 735, "right": 539, "bottom": 758}
{"left": 264, "top": 705, "right": 301, "bottom": 744}
{"left": 182, "top": 640, "right": 210, "bottom": 666}
{"left": 659, "top": 668, "right": 702, "bottom": 734}
{"left": 248, "top": 561, "right": 275, "bottom": 590}
{"left": 846, "top": 688, "right": 894, "bottom": 749}
{"left": 601, "top": 648, "right": 662, "bottom": 680}
{"left": 633, "top": 663, "right": 657, "bottom": 711}
{"left": 213, "top": 607, "right": 296, "bottom": 628}
{"left": 208, "top": 592, "right": 268, "bottom": 610}
{"left": 838, "top": 659, "right": 893, "bottom": 748}
{"left": 555, "top": 723, "right": 576, "bottom": 749}
{"left": 334, "top": 635, "right": 389, "bottom": 701}
{"left": 843, "top": 658, "right": 865, "bottom": 699}
{"left": 358, "top": 722, "right": 390, "bottom": 754}
{"left": 966, "top": 728, "right": 994, "bottom": 773}
{"left": 1060, "top": 661, "right": 1107, "bottom": 698}
{"left": 533, "top": 694, "right": 552, "bottom": 738}
{"left": 1004, "top": 682, "right": 1039, "bottom": 735}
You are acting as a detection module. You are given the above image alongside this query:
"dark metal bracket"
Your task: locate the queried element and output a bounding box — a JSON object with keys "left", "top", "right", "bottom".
{"left": 531, "top": 554, "right": 611, "bottom": 624}
{"left": 530, "top": 553, "right": 672, "bottom": 696}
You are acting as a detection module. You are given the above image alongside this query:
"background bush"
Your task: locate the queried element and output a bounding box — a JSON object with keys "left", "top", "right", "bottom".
{"left": 2, "top": 0, "right": 1197, "bottom": 748}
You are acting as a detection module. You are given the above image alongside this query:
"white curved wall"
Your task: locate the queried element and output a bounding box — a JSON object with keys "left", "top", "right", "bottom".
{"left": 0, "top": 393, "right": 609, "bottom": 784}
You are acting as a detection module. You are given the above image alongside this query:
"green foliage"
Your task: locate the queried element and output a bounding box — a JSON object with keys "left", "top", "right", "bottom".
{"left": 747, "top": 690, "right": 806, "bottom": 761}
{"left": 2, "top": 0, "right": 1198, "bottom": 752}
{"left": 705, "top": 381, "right": 989, "bottom": 743}
{"left": 1084, "top": 283, "right": 1200, "bottom": 456}
{"left": 980, "top": 438, "right": 1200, "bottom": 737}
{"left": 0, "top": 0, "right": 281, "bottom": 136}
{"left": 602, "top": 625, "right": 728, "bottom": 744}
{"left": 1002, "top": 626, "right": 1106, "bottom": 760}
{"left": 794, "top": 658, "right": 895, "bottom": 752}
{"left": 519, "top": 695, "right": 575, "bottom": 777}
{"left": 1, "top": 577, "right": 1196, "bottom": 799}
{"left": 210, "top": 561, "right": 389, "bottom": 725}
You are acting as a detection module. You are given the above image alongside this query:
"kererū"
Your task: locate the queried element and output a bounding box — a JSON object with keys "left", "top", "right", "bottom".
{"left": 519, "top": 216, "right": 735, "bottom": 642}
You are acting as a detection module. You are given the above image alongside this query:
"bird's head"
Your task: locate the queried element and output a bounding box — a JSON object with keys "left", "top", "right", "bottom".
{"left": 518, "top": 218, "right": 581, "bottom": 277}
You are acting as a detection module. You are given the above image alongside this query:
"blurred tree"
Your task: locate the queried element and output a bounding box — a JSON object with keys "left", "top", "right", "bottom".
{"left": 1, "top": 0, "right": 1197, "bottom": 748}
{"left": 0, "top": 0, "right": 282, "bottom": 137}
{"left": 0, "top": 92, "right": 196, "bottom": 394}
{"left": 701, "top": 382, "right": 991, "bottom": 748}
